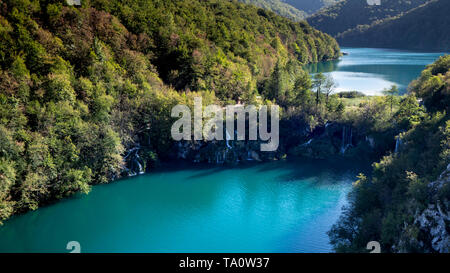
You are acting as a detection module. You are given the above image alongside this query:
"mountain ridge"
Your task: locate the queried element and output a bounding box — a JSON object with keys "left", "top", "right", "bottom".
{"left": 336, "top": 0, "right": 450, "bottom": 51}
{"left": 307, "top": 0, "right": 430, "bottom": 37}
{"left": 237, "top": 0, "right": 338, "bottom": 21}
{"left": 238, "top": 0, "right": 307, "bottom": 21}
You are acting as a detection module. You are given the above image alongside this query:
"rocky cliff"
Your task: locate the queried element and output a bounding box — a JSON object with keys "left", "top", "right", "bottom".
{"left": 395, "top": 164, "right": 450, "bottom": 253}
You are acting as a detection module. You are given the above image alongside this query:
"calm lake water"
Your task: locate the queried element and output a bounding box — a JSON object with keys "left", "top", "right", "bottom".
{"left": 0, "top": 158, "right": 369, "bottom": 253}
{"left": 3, "top": 47, "right": 440, "bottom": 253}
{"left": 306, "top": 47, "right": 446, "bottom": 95}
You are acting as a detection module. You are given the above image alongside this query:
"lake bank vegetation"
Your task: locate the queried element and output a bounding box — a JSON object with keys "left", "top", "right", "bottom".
{"left": 329, "top": 55, "right": 450, "bottom": 253}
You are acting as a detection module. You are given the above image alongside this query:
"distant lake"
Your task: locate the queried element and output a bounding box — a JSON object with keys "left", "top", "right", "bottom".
{"left": 305, "top": 47, "right": 447, "bottom": 95}
{"left": 0, "top": 158, "right": 370, "bottom": 253}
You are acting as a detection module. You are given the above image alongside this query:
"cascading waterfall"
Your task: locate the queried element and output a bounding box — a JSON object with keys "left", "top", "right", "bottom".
{"left": 247, "top": 151, "right": 253, "bottom": 161}
{"left": 225, "top": 130, "right": 232, "bottom": 149}
{"left": 135, "top": 153, "right": 145, "bottom": 174}
{"left": 395, "top": 137, "right": 403, "bottom": 153}
{"left": 216, "top": 151, "right": 222, "bottom": 164}
{"left": 340, "top": 126, "right": 353, "bottom": 155}
{"left": 365, "top": 136, "right": 375, "bottom": 148}
{"left": 123, "top": 147, "right": 139, "bottom": 160}
{"left": 301, "top": 139, "right": 313, "bottom": 147}
{"left": 124, "top": 146, "right": 145, "bottom": 176}
{"left": 215, "top": 149, "right": 227, "bottom": 164}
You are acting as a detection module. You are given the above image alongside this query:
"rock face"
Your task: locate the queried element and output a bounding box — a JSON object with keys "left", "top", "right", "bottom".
{"left": 171, "top": 139, "right": 283, "bottom": 164}
{"left": 121, "top": 145, "right": 147, "bottom": 176}
{"left": 289, "top": 122, "right": 376, "bottom": 159}
{"left": 122, "top": 120, "right": 395, "bottom": 174}
{"left": 416, "top": 165, "right": 450, "bottom": 252}
{"left": 415, "top": 203, "right": 450, "bottom": 252}
{"left": 159, "top": 121, "right": 390, "bottom": 166}
{"left": 166, "top": 118, "right": 311, "bottom": 164}
{"left": 395, "top": 164, "right": 450, "bottom": 253}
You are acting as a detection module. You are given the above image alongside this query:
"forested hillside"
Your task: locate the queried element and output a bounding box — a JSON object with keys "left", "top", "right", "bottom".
{"left": 237, "top": 0, "right": 338, "bottom": 21}
{"left": 0, "top": 0, "right": 339, "bottom": 223}
{"left": 307, "top": 0, "right": 429, "bottom": 37}
{"left": 329, "top": 55, "right": 450, "bottom": 253}
{"left": 238, "top": 0, "right": 307, "bottom": 21}
{"left": 336, "top": 0, "right": 450, "bottom": 51}
{"left": 90, "top": 0, "right": 340, "bottom": 98}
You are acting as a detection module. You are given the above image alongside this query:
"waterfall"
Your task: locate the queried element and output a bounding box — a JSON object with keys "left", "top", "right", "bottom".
{"left": 395, "top": 137, "right": 403, "bottom": 153}
{"left": 365, "top": 136, "right": 375, "bottom": 148}
{"left": 340, "top": 126, "right": 353, "bottom": 155}
{"left": 215, "top": 149, "right": 227, "bottom": 164}
{"left": 124, "top": 146, "right": 145, "bottom": 176}
{"left": 225, "top": 130, "right": 232, "bottom": 149}
{"left": 301, "top": 139, "right": 313, "bottom": 147}
{"left": 394, "top": 132, "right": 405, "bottom": 153}
{"left": 340, "top": 127, "right": 346, "bottom": 154}
{"left": 123, "top": 147, "right": 140, "bottom": 160}
{"left": 135, "top": 153, "right": 145, "bottom": 174}
{"left": 247, "top": 151, "right": 254, "bottom": 161}
{"left": 137, "top": 161, "right": 144, "bottom": 174}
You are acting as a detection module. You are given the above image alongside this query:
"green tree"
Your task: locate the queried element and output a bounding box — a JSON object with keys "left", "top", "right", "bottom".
{"left": 383, "top": 85, "right": 399, "bottom": 114}
{"left": 312, "top": 72, "right": 326, "bottom": 111}
{"left": 323, "top": 74, "right": 337, "bottom": 107}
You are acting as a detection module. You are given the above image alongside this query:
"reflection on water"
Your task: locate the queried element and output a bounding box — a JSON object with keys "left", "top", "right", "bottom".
{"left": 306, "top": 60, "right": 340, "bottom": 74}
{"left": 305, "top": 47, "right": 447, "bottom": 95}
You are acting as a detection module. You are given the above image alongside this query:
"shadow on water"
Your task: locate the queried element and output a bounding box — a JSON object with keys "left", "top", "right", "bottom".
{"left": 0, "top": 155, "right": 372, "bottom": 253}
{"left": 256, "top": 157, "right": 371, "bottom": 185}
{"left": 154, "top": 156, "right": 372, "bottom": 186}
{"left": 305, "top": 59, "right": 341, "bottom": 74}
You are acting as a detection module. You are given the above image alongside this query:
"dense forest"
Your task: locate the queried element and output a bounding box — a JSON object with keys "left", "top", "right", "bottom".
{"left": 237, "top": 0, "right": 337, "bottom": 21}
{"left": 0, "top": 0, "right": 340, "bottom": 224}
{"left": 307, "top": 0, "right": 429, "bottom": 37}
{"left": 329, "top": 55, "right": 450, "bottom": 253}
{"left": 336, "top": 0, "right": 450, "bottom": 51}
{"left": 237, "top": 0, "right": 307, "bottom": 21}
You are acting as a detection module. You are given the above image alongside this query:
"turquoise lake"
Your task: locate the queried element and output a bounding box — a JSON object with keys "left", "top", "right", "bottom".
{"left": 0, "top": 158, "right": 369, "bottom": 253}
{"left": 0, "top": 47, "right": 445, "bottom": 253}
{"left": 306, "top": 47, "right": 446, "bottom": 95}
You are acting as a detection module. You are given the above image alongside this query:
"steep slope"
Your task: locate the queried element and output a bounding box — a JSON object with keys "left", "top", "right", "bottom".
{"left": 90, "top": 0, "right": 340, "bottom": 96}
{"left": 237, "top": 0, "right": 338, "bottom": 21}
{"left": 337, "top": 0, "right": 450, "bottom": 51}
{"left": 238, "top": 0, "right": 307, "bottom": 21}
{"left": 307, "top": 0, "right": 429, "bottom": 37}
